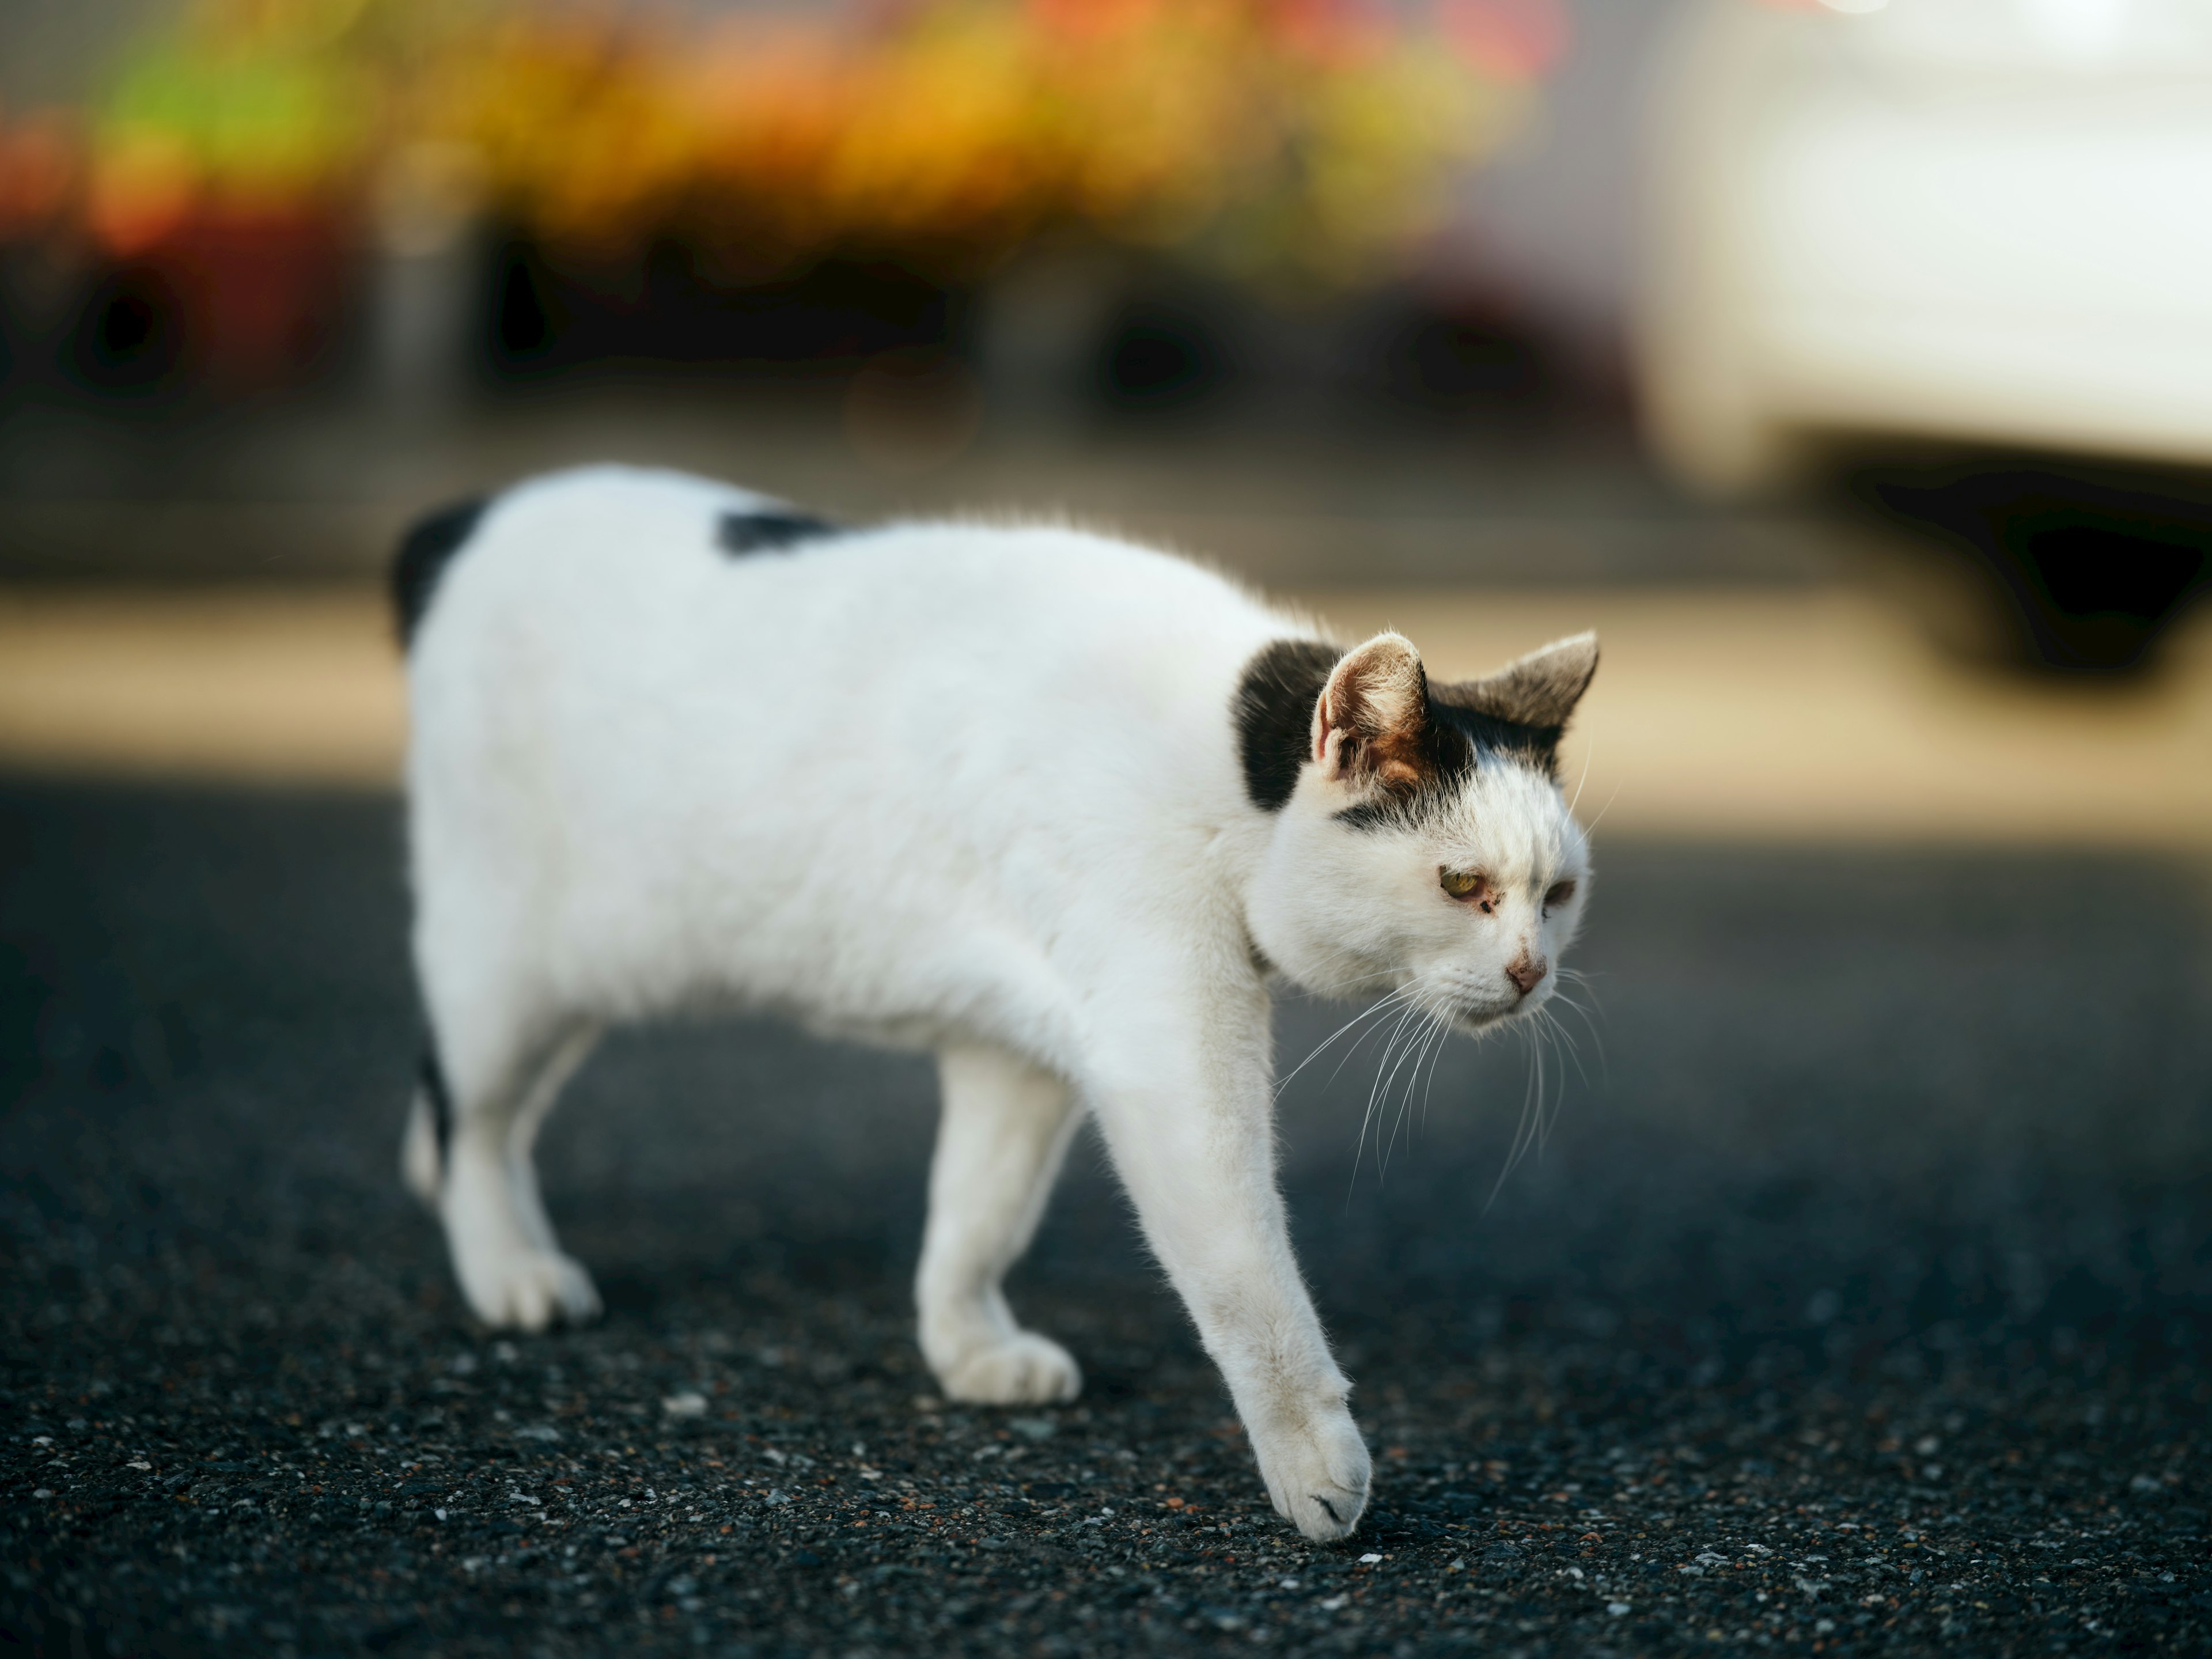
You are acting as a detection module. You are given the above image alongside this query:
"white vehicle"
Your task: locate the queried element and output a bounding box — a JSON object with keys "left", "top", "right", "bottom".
{"left": 1634, "top": 0, "right": 2212, "bottom": 495}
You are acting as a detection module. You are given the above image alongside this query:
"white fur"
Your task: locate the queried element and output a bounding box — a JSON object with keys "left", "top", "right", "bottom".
{"left": 400, "top": 464, "right": 1592, "bottom": 1541}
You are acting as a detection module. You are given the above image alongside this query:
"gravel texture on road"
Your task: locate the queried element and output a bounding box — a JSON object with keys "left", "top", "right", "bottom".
{"left": 3, "top": 781, "right": 2209, "bottom": 1657}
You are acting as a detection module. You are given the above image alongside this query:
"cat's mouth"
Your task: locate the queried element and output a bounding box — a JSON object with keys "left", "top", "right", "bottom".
{"left": 1433, "top": 977, "right": 1546, "bottom": 1032}
{"left": 1451, "top": 1001, "right": 1527, "bottom": 1033}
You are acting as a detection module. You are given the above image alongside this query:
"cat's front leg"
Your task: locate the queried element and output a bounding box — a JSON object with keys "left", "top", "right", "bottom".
{"left": 1088, "top": 1004, "right": 1372, "bottom": 1541}
{"left": 916, "top": 1045, "right": 1084, "bottom": 1405}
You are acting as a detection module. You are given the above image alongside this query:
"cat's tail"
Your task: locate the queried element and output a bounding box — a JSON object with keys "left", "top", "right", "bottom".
{"left": 400, "top": 1051, "right": 452, "bottom": 1207}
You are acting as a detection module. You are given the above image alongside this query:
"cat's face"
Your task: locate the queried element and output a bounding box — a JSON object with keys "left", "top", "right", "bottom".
{"left": 1245, "top": 630, "right": 1597, "bottom": 1033}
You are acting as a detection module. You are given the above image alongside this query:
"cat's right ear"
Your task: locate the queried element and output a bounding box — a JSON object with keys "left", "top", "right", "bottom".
{"left": 1312, "top": 632, "right": 1430, "bottom": 792}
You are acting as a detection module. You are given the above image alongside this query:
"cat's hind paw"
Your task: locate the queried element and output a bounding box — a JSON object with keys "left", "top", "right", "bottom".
{"left": 459, "top": 1247, "right": 603, "bottom": 1333}
{"left": 1254, "top": 1404, "right": 1373, "bottom": 1542}
{"left": 937, "top": 1333, "right": 1082, "bottom": 1406}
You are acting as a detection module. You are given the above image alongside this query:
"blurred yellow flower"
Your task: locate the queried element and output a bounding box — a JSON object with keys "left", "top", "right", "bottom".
{"left": 70, "top": 0, "right": 1538, "bottom": 285}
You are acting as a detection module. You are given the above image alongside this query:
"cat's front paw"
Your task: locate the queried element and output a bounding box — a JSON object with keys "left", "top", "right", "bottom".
{"left": 1251, "top": 1401, "right": 1372, "bottom": 1542}
{"left": 457, "top": 1245, "right": 602, "bottom": 1333}
{"left": 935, "top": 1333, "right": 1082, "bottom": 1406}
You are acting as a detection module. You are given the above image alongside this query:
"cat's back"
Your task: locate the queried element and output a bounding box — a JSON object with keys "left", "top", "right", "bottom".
{"left": 408, "top": 464, "right": 1289, "bottom": 745}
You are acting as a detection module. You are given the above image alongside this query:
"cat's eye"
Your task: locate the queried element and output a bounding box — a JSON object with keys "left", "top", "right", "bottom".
{"left": 1440, "top": 868, "right": 1494, "bottom": 912}
{"left": 1544, "top": 880, "right": 1578, "bottom": 915}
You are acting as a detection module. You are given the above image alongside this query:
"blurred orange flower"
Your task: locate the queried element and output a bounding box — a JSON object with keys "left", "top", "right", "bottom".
{"left": 0, "top": 110, "right": 84, "bottom": 243}
{"left": 64, "top": 0, "right": 1542, "bottom": 286}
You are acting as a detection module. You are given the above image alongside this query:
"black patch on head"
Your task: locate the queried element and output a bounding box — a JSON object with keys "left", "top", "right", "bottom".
{"left": 716, "top": 509, "right": 842, "bottom": 556}
{"left": 1425, "top": 691, "right": 1566, "bottom": 777}
{"left": 1237, "top": 635, "right": 1583, "bottom": 827}
{"left": 1331, "top": 689, "right": 1570, "bottom": 834}
{"left": 1332, "top": 793, "right": 1416, "bottom": 833}
{"left": 418, "top": 1048, "right": 453, "bottom": 1158}
{"left": 392, "top": 496, "right": 490, "bottom": 649}
{"left": 1234, "top": 638, "right": 1341, "bottom": 810}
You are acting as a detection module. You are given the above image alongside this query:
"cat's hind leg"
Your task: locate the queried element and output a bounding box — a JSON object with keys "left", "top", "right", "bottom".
{"left": 400, "top": 1055, "right": 450, "bottom": 1209}
{"left": 917, "top": 1046, "right": 1084, "bottom": 1405}
{"left": 406, "top": 989, "right": 602, "bottom": 1332}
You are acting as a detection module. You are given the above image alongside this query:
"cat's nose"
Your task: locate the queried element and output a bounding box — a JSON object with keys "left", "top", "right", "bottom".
{"left": 1506, "top": 952, "right": 1548, "bottom": 997}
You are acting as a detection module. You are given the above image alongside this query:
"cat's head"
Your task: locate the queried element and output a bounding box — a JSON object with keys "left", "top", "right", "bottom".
{"left": 1239, "top": 629, "right": 1598, "bottom": 1032}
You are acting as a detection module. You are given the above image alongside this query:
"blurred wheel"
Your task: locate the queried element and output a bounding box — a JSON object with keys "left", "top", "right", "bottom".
{"left": 1861, "top": 463, "right": 2212, "bottom": 672}
{"left": 65, "top": 267, "right": 187, "bottom": 397}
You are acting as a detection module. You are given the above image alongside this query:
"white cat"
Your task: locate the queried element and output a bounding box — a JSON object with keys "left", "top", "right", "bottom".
{"left": 395, "top": 465, "right": 1596, "bottom": 1541}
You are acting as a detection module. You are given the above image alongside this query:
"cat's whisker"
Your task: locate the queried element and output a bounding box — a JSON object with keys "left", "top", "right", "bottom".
{"left": 1547, "top": 1016, "right": 1573, "bottom": 1141}
{"left": 1345, "top": 1001, "right": 1415, "bottom": 1195}
{"left": 1354, "top": 995, "right": 1424, "bottom": 1176}
{"left": 1483, "top": 1027, "right": 1547, "bottom": 1214}
{"left": 1529, "top": 1024, "right": 1551, "bottom": 1157}
{"left": 1321, "top": 985, "right": 1435, "bottom": 1099}
{"left": 1566, "top": 731, "right": 1596, "bottom": 819}
{"left": 1545, "top": 974, "right": 1610, "bottom": 1083}
{"left": 1399, "top": 1006, "right": 1454, "bottom": 1165}
{"left": 1537, "top": 1003, "right": 1592, "bottom": 1090}
{"left": 1538, "top": 1020, "right": 1568, "bottom": 1156}
{"left": 1355, "top": 994, "right": 1433, "bottom": 1190}
{"left": 1274, "top": 984, "right": 1418, "bottom": 1100}
{"left": 1578, "top": 778, "right": 1626, "bottom": 838}
{"left": 1414, "top": 1003, "right": 1453, "bottom": 1131}
{"left": 1483, "top": 998, "right": 1590, "bottom": 1212}
{"left": 1380, "top": 1003, "right": 1448, "bottom": 1179}
{"left": 1547, "top": 1019, "right": 1573, "bottom": 1142}
{"left": 1552, "top": 970, "right": 1608, "bottom": 1014}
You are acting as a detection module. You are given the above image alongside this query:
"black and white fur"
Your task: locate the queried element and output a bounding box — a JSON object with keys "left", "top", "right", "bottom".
{"left": 395, "top": 465, "right": 1597, "bottom": 1541}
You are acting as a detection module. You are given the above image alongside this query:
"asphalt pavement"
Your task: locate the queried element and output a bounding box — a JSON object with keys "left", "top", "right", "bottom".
{"left": 2, "top": 779, "right": 2208, "bottom": 1657}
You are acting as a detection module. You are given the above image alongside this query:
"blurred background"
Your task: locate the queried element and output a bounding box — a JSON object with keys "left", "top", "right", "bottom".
{"left": 0, "top": 0, "right": 2208, "bottom": 811}
{"left": 3, "top": 13, "right": 2211, "bottom": 1647}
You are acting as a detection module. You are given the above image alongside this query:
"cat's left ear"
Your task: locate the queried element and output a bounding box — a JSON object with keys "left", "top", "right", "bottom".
{"left": 1440, "top": 631, "right": 1599, "bottom": 733}
{"left": 1312, "top": 632, "right": 1431, "bottom": 791}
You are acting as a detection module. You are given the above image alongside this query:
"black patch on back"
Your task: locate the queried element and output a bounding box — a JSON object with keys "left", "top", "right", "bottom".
{"left": 1234, "top": 639, "right": 1341, "bottom": 810}
{"left": 716, "top": 509, "right": 842, "bottom": 556}
{"left": 392, "top": 497, "right": 491, "bottom": 649}
{"left": 419, "top": 1049, "right": 453, "bottom": 1158}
